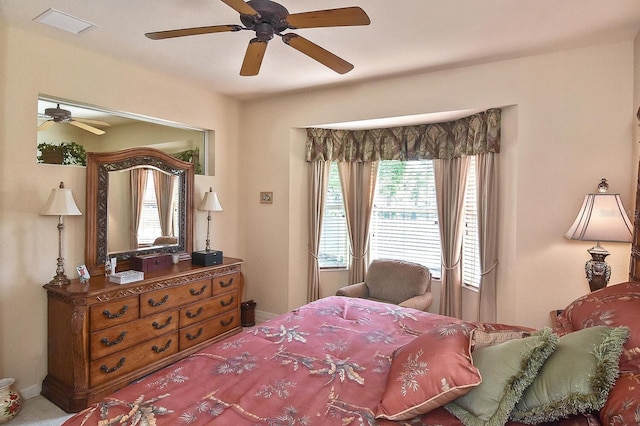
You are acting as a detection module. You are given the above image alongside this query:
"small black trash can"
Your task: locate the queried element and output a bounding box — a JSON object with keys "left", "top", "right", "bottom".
{"left": 241, "top": 300, "right": 256, "bottom": 327}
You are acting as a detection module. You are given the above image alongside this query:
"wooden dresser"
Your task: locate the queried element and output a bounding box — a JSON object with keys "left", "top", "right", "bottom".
{"left": 41, "top": 257, "right": 243, "bottom": 413}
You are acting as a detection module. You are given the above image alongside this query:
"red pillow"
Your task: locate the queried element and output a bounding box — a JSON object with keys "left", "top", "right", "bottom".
{"left": 558, "top": 281, "right": 640, "bottom": 370}
{"left": 375, "top": 323, "right": 481, "bottom": 421}
{"left": 600, "top": 371, "right": 640, "bottom": 425}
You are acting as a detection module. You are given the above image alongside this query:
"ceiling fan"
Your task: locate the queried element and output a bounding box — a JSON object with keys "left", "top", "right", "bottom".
{"left": 145, "top": 0, "right": 370, "bottom": 76}
{"left": 38, "top": 104, "right": 111, "bottom": 135}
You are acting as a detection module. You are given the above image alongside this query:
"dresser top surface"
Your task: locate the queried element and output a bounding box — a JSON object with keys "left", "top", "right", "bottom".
{"left": 44, "top": 257, "right": 243, "bottom": 300}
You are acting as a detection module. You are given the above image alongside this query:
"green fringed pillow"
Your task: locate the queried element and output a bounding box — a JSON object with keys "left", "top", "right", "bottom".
{"left": 445, "top": 328, "right": 558, "bottom": 426}
{"left": 510, "top": 325, "right": 629, "bottom": 424}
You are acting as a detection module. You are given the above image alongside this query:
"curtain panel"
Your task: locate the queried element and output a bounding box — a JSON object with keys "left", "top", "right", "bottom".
{"left": 337, "top": 161, "right": 379, "bottom": 284}
{"left": 305, "top": 108, "right": 500, "bottom": 162}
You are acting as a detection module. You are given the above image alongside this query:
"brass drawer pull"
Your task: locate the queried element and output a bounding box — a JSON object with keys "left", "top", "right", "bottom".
{"left": 102, "top": 305, "right": 128, "bottom": 319}
{"left": 152, "top": 339, "right": 173, "bottom": 354}
{"left": 152, "top": 316, "right": 173, "bottom": 330}
{"left": 100, "top": 332, "right": 127, "bottom": 347}
{"left": 190, "top": 285, "right": 207, "bottom": 296}
{"left": 186, "top": 307, "right": 203, "bottom": 319}
{"left": 219, "top": 277, "right": 234, "bottom": 288}
{"left": 186, "top": 328, "right": 203, "bottom": 341}
{"left": 220, "top": 296, "right": 235, "bottom": 307}
{"left": 220, "top": 316, "right": 234, "bottom": 327}
{"left": 148, "top": 295, "right": 169, "bottom": 307}
{"left": 100, "top": 357, "right": 125, "bottom": 374}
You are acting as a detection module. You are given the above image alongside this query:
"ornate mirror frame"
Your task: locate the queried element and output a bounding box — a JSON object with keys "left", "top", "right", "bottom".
{"left": 85, "top": 147, "right": 194, "bottom": 275}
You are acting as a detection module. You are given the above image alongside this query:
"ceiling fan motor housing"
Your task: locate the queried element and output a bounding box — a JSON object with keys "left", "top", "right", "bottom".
{"left": 241, "top": 0, "right": 290, "bottom": 37}
{"left": 44, "top": 106, "right": 72, "bottom": 122}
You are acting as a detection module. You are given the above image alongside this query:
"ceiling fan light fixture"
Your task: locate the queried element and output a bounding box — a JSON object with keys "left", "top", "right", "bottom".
{"left": 255, "top": 22, "right": 275, "bottom": 41}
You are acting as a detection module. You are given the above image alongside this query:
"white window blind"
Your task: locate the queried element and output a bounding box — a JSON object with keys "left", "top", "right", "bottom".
{"left": 462, "top": 156, "right": 481, "bottom": 287}
{"left": 318, "top": 162, "right": 349, "bottom": 268}
{"left": 137, "top": 171, "right": 179, "bottom": 246}
{"left": 370, "top": 160, "right": 442, "bottom": 278}
{"left": 318, "top": 159, "right": 481, "bottom": 283}
{"left": 138, "top": 172, "right": 161, "bottom": 245}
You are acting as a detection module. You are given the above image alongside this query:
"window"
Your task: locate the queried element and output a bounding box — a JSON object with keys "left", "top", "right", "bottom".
{"left": 137, "top": 170, "right": 179, "bottom": 246}
{"left": 318, "top": 163, "right": 349, "bottom": 268}
{"left": 462, "top": 156, "right": 481, "bottom": 287}
{"left": 319, "top": 159, "right": 481, "bottom": 285}
{"left": 370, "top": 161, "right": 441, "bottom": 277}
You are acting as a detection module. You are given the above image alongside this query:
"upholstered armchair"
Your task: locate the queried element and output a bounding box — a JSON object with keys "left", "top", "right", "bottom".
{"left": 336, "top": 259, "right": 433, "bottom": 311}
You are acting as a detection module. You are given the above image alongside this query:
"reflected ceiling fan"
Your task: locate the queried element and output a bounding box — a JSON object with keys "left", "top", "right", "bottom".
{"left": 145, "top": 0, "right": 370, "bottom": 76}
{"left": 38, "top": 104, "right": 111, "bottom": 135}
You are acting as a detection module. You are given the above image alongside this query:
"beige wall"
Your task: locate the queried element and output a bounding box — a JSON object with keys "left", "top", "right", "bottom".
{"left": 2, "top": 22, "right": 639, "bottom": 399}
{"left": 239, "top": 40, "right": 636, "bottom": 330}
{"left": 0, "top": 27, "right": 243, "bottom": 397}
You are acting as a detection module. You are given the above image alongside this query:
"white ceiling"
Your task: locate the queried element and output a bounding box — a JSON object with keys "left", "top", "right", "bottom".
{"left": 2, "top": 0, "right": 640, "bottom": 101}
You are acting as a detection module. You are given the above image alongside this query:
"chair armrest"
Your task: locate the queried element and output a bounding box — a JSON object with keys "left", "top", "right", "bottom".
{"left": 398, "top": 292, "right": 433, "bottom": 311}
{"left": 336, "top": 282, "right": 369, "bottom": 299}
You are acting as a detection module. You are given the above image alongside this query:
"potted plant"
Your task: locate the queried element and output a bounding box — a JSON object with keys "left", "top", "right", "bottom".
{"left": 37, "top": 142, "right": 64, "bottom": 164}
{"left": 37, "top": 141, "right": 87, "bottom": 165}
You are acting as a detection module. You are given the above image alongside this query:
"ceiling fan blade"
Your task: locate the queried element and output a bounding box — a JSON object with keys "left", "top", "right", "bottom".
{"left": 145, "top": 25, "right": 241, "bottom": 40}
{"left": 221, "top": 0, "right": 259, "bottom": 17}
{"left": 74, "top": 118, "right": 111, "bottom": 127}
{"left": 69, "top": 120, "right": 106, "bottom": 135}
{"left": 286, "top": 7, "right": 370, "bottom": 29}
{"left": 240, "top": 39, "right": 268, "bottom": 76}
{"left": 282, "top": 34, "right": 353, "bottom": 74}
{"left": 38, "top": 120, "right": 55, "bottom": 131}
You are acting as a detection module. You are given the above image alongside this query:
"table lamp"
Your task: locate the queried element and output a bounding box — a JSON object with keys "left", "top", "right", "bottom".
{"left": 41, "top": 181, "right": 82, "bottom": 285}
{"left": 564, "top": 178, "right": 633, "bottom": 292}
{"left": 192, "top": 187, "right": 223, "bottom": 266}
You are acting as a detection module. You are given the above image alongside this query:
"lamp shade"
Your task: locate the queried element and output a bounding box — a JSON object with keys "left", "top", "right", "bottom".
{"left": 564, "top": 193, "right": 632, "bottom": 243}
{"left": 41, "top": 183, "right": 82, "bottom": 216}
{"left": 198, "top": 189, "right": 223, "bottom": 212}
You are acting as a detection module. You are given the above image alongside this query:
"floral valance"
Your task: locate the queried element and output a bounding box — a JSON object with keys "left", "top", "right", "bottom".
{"left": 305, "top": 108, "right": 501, "bottom": 162}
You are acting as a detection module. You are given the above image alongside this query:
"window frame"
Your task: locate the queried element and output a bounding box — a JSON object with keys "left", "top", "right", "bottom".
{"left": 318, "top": 158, "right": 482, "bottom": 287}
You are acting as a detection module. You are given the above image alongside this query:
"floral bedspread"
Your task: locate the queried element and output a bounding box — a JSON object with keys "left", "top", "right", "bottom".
{"left": 62, "top": 296, "right": 596, "bottom": 426}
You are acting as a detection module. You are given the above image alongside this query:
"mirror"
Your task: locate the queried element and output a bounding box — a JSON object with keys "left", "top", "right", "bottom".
{"left": 85, "top": 147, "right": 194, "bottom": 275}
{"left": 37, "top": 96, "right": 209, "bottom": 175}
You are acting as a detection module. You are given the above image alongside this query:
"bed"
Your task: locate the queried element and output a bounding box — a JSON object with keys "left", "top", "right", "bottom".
{"left": 60, "top": 281, "right": 640, "bottom": 426}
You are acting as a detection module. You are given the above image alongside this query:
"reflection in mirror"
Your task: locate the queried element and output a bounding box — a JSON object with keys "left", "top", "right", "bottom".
{"left": 107, "top": 166, "right": 181, "bottom": 254}
{"left": 37, "top": 95, "right": 209, "bottom": 174}
{"left": 86, "top": 148, "right": 194, "bottom": 275}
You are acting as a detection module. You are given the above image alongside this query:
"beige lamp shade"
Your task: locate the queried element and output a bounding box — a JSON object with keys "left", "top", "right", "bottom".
{"left": 198, "top": 189, "right": 223, "bottom": 212}
{"left": 41, "top": 183, "right": 82, "bottom": 216}
{"left": 564, "top": 193, "right": 632, "bottom": 243}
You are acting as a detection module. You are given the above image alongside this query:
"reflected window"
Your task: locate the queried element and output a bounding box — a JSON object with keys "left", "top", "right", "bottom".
{"left": 137, "top": 170, "right": 180, "bottom": 247}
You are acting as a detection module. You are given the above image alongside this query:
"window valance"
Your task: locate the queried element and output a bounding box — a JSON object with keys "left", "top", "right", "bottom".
{"left": 305, "top": 108, "right": 501, "bottom": 162}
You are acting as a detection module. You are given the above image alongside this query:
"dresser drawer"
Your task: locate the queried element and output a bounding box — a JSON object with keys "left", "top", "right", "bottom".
{"left": 90, "top": 310, "right": 178, "bottom": 360}
{"left": 140, "top": 279, "right": 211, "bottom": 316}
{"left": 179, "top": 291, "right": 238, "bottom": 327}
{"left": 212, "top": 272, "right": 240, "bottom": 296}
{"left": 90, "top": 295, "right": 139, "bottom": 332}
{"left": 90, "top": 332, "right": 179, "bottom": 388}
{"left": 179, "top": 311, "right": 239, "bottom": 350}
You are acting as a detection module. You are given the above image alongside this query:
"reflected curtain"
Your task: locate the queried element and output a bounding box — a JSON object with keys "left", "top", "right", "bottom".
{"left": 130, "top": 169, "right": 149, "bottom": 248}
{"left": 476, "top": 152, "right": 499, "bottom": 322}
{"left": 434, "top": 157, "right": 469, "bottom": 318}
{"left": 308, "top": 161, "right": 331, "bottom": 302}
{"left": 152, "top": 170, "right": 176, "bottom": 237}
{"left": 337, "top": 161, "right": 379, "bottom": 284}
